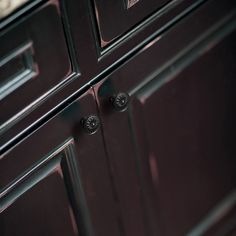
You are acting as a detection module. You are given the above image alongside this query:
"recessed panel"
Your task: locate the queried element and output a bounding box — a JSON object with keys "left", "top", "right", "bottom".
{"left": 94, "top": 4, "right": 236, "bottom": 235}
{"left": 0, "top": 143, "right": 78, "bottom": 236}
{"left": 0, "top": 171, "right": 77, "bottom": 236}
{"left": 0, "top": 1, "right": 71, "bottom": 134}
{"left": 92, "top": 0, "right": 170, "bottom": 47}
{"left": 131, "top": 24, "right": 236, "bottom": 235}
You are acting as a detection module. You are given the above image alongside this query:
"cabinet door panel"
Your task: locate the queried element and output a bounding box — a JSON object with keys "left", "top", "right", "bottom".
{"left": 130, "top": 33, "right": 236, "bottom": 234}
{"left": 0, "top": 91, "right": 120, "bottom": 236}
{"left": 94, "top": 4, "right": 236, "bottom": 236}
{"left": 95, "top": 88, "right": 147, "bottom": 236}
{"left": 0, "top": 144, "right": 78, "bottom": 236}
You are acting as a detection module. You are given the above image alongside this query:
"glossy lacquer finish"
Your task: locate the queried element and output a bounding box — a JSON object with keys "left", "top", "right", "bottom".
{"left": 94, "top": 0, "right": 236, "bottom": 235}
{"left": 0, "top": 148, "right": 78, "bottom": 236}
{"left": 0, "top": 0, "right": 71, "bottom": 148}
{"left": 63, "top": 0, "right": 204, "bottom": 64}
{"left": 0, "top": 0, "right": 207, "bottom": 150}
{"left": 0, "top": 91, "right": 121, "bottom": 236}
{"left": 92, "top": 0, "right": 170, "bottom": 46}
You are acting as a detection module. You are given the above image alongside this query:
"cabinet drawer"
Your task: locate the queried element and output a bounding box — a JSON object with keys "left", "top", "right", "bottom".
{"left": 92, "top": 0, "right": 193, "bottom": 47}
{"left": 0, "top": 1, "right": 71, "bottom": 133}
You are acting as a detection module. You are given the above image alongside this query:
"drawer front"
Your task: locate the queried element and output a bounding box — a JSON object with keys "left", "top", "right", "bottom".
{"left": 92, "top": 0, "right": 169, "bottom": 47}
{"left": 0, "top": 1, "right": 71, "bottom": 133}
{"left": 92, "top": 0, "right": 203, "bottom": 48}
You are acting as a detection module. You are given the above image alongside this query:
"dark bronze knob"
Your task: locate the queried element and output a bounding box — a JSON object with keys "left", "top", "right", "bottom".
{"left": 111, "top": 92, "right": 130, "bottom": 112}
{"left": 81, "top": 115, "right": 100, "bottom": 134}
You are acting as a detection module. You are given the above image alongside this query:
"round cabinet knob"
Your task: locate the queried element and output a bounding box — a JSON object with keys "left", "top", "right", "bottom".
{"left": 111, "top": 92, "right": 130, "bottom": 112}
{"left": 81, "top": 115, "right": 100, "bottom": 134}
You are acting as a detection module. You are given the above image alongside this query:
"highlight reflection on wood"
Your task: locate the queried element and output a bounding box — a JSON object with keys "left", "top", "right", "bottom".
{"left": 0, "top": 0, "right": 29, "bottom": 19}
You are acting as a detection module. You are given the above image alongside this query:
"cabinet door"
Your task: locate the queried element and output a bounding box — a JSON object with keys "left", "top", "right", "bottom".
{"left": 0, "top": 90, "right": 120, "bottom": 236}
{"left": 92, "top": 0, "right": 177, "bottom": 47}
{"left": 94, "top": 2, "right": 236, "bottom": 235}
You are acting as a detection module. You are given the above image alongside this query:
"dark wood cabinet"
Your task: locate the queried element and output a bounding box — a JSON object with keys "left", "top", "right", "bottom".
{"left": 0, "top": 1, "right": 71, "bottom": 130}
{"left": 92, "top": 0, "right": 177, "bottom": 46}
{"left": 94, "top": 1, "right": 236, "bottom": 234}
{"left": 1, "top": 0, "right": 236, "bottom": 235}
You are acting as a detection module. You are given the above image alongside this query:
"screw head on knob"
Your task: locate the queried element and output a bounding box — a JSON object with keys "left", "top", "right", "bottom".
{"left": 81, "top": 115, "right": 100, "bottom": 134}
{"left": 111, "top": 92, "right": 130, "bottom": 112}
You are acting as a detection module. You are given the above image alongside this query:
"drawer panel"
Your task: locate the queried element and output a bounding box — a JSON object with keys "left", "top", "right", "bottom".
{"left": 92, "top": 0, "right": 191, "bottom": 47}
{"left": 0, "top": 1, "right": 71, "bottom": 133}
